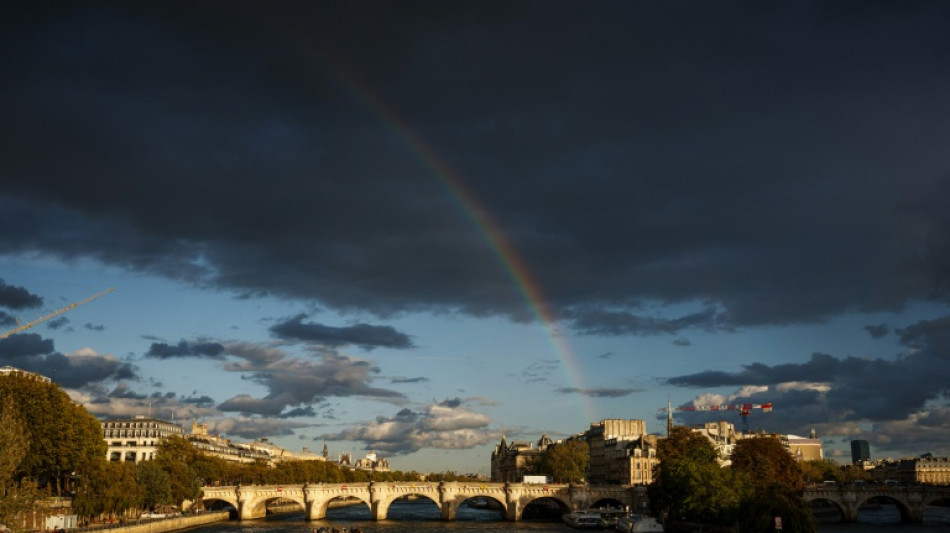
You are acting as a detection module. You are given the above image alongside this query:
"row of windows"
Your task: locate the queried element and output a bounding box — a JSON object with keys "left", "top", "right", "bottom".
{"left": 101, "top": 421, "right": 183, "bottom": 431}
{"left": 108, "top": 441, "right": 159, "bottom": 447}
{"left": 103, "top": 429, "right": 171, "bottom": 438}
{"left": 108, "top": 451, "right": 155, "bottom": 462}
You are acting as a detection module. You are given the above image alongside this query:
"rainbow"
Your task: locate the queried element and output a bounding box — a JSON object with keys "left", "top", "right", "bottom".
{"left": 254, "top": 9, "right": 599, "bottom": 421}
{"left": 324, "top": 66, "right": 597, "bottom": 421}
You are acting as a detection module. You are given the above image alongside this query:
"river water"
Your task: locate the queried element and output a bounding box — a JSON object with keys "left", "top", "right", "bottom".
{"left": 186, "top": 500, "right": 950, "bottom": 533}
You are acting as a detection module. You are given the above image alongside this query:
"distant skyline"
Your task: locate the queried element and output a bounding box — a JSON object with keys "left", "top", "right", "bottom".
{"left": 3, "top": 1, "right": 950, "bottom": 474}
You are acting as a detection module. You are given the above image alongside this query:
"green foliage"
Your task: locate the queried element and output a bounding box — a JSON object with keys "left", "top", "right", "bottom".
{"left": 731, "top": 436, "right": 815, "bottom": 533}
{"left": 73, "top": 461, "right": 143, "bottom": 519}
{"left": 801, "top": 458, "right": 839, "bottom": 484}
{"left": 135, "top": 461, "right": 172, "bottom": 510}
{"left": 732, "top": 436, "right": 804, "bottom": 491}
{"left": 0, "top": 374, "right": 106, "bottom": 496}
{"left": 155, "top": 436, "right": 201, "bottom": 506}
{"left": 0, "top": 394, "right": 38, "bottom": 532}
{"left": 533, "top": 439, "right": 589, "bottom": 483}
{"left": 737, "top": 484, "right": 816, "bottom": 533}
{"left": 648, "top": 427, "right": 740, "bottom": 525}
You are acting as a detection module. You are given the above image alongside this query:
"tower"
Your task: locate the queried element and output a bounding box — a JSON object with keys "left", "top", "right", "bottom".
{"left": 850, "top": 440, "right": 870, "bottom": 464}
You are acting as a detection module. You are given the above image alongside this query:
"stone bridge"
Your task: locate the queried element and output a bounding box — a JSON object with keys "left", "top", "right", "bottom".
{"left": 804, "top": 485, "right": 950, "bottom": 523}
{"left": 202, "top": 482, "right": 645, "bottom": 521}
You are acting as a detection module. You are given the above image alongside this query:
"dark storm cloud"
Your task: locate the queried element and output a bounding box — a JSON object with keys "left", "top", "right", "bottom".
{"left": 0, "top": 333, "right": 55, "bottom": 358}
{"left": 897, "top": 316, "right": 950, "bottom": 352}
{"left": 109, "top": 383, "right": 147, "bottom": 399}
{"left": 571, "top": 308, "right": 729, "bottom": 337}
{"left": 0, "top": 279, "right": 43, "bottom": 309}
{"left": 0, "top": 311, "right": 15, "bottom": 327}
{"left": 1, "top": 330, "right": 134, "bottom": 388}
{"left": 864, "top": 324, "right": 889, "bottom": 339}
{"left": 438, "top": 397, "right": 462, "bottom": 408}
{"left": 10, "top": 351, "right": 136, "bottom": 389}
{"left": 556, "top": 387, "right": 639, "bottom": 398}
{"left": 146, "top": 340, "right": 225, "bottom": 359}
{"left": 210, "top": 417, "right": 308, "bottom": 440}
{"left": 85, "top": 322, "right": 106, "bottom": 332}
{"left": 270, "top": 315, "right": 413, "bottom": 350}
{"left": 3, "top": 2, "right": 950, "bottom": 334}
{"left": 390, "top": 376, "right": 429, "bottom": 384}
{"left": 277, "top": 406, "right": 316, "bottom": 419}
{"left": 672, "top": 338, "right": 692, "bottom": 347}
{"left": 47, "top": 316, "right": 69, "bottom": 330}
{"left": 668, "top": 315, "right": 950, "bottom": 451}
{"left": 182, "top": 395, "right": 215, "bottom": 406}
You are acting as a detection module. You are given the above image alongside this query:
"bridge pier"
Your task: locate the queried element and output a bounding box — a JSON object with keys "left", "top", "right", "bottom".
{"left": 236, "top": 486, "right": 267, "bottom": 520}
{"left": 905, "top": 491, "right": 925, "bottom": 523}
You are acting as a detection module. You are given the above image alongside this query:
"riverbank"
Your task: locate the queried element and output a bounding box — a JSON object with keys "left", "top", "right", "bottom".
{"left": 79, "top": 512, "right": 229, "bottom": 533}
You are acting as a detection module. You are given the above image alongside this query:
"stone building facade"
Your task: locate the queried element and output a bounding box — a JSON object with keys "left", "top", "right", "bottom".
{"left": 873, "top": 455, "right": 950, "bottom": 485}
{"left": 101, "top": 416, "right": 184, "bottom": 462}
{"left": 605, "top": 434, "right": 659, "bottom": 485}
{"left": 187, "top": 420, "right": 273, "bottom": 464}
{"left": 586, "top": 419, "right": 651, "bottom": 485}
{"left": 490, "top": 434, "right": 552, "bottom": 482}
{"left": 353, "top": 451, "right": 391, "bottom": 472}
{"left": 689, "top": 420, "right": 743, "bottom": 466}
{"left": 786, "top": 432, "right": 824, "bottom": 462}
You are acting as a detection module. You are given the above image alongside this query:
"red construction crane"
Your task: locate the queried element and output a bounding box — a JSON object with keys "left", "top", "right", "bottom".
{"left": 660, "top": 401, "right": 773, "bottom": 434}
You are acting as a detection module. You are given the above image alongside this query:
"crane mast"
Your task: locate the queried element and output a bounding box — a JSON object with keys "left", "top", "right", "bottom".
{"left": 0, "top": 287, "right": 114, "bottom": 340}
{"left": 659, "top": 401, "right": 773, "bottom": 433}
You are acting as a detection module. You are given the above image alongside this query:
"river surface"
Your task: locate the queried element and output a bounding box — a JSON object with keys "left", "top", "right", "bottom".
{"left": 186, "top": 500, "right": 950, "bottom": 533}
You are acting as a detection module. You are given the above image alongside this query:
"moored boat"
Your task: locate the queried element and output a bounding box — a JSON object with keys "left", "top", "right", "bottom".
{"left": 564, "top": 510, "right": 607, "bottom": 529}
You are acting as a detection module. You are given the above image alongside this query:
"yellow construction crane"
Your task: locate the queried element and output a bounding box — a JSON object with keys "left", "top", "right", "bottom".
{"left": 0, "top": 287, "right": 114, "bottom": 340}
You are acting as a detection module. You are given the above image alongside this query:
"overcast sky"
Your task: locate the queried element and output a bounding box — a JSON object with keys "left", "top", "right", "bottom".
{"left": 3, "top": 1, "right": 950, "bottom": 474}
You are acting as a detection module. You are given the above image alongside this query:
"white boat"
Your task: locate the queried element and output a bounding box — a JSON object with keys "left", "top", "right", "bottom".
{"left": 563, "top": 510, "right": 607, "bottom": 529}
{"left": 615, "top": 514, "right": 664, "bottom": 533}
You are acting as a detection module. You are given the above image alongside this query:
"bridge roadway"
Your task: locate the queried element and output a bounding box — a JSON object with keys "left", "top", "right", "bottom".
{"left": 804, "top": 485, "right": 950, "bottom": 523}
{"left": 202, "top": 482, "right": 645, "bottom": 521}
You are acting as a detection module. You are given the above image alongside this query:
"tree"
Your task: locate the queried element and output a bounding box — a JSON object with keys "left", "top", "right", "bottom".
{"left": 0, "top": 372, "right": 106, "bottom": 496}
{"left": 73, "top": 461, "right": 142, "bottom": 520}
{"left": 154, "top": 436, "right": 201, "bottom": 507}
{"left": 136, "top": 461, "right": 172, "bottom": 511}
{"left": 801, "top": 458, "right": 839, "bottom": 484}
{"left": 648, "top": 427, "right": 741, "bottom": 525}
{"left": 731, "top": 436, "right": 815, "bottom": 533}
{"left": 731, "top": 436, "right": 804, "bottom": 491}
{"left": 533, "top": 439, "right": 589, "bottom": 483}
{"left": 0, "top": 394, "right": 38, "bottom": 532}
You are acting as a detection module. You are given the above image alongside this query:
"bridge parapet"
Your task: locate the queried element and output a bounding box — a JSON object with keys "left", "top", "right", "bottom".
{"left": 803, "top": 486, "right": 950, "bottom": 523}
{"left": 203, "top": 482, "right": 638, "bottom": 522}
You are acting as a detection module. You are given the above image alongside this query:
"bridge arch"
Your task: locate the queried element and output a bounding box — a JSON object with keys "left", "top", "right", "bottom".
{"left": 520, "top": 496, "right": 571, "bottom": 520}
{"left": 443, "top": 493, "right": 506, "bottom": 521}
{"left": 852, "top": 494, "right": 913, "bottom": 523}
{"left": 310, "top": 494, "right": 371, "bottom": 520}
{"left": 242, "top": 493, "right": 307, "bottom": 520}
{"left": 375, "top": 493, "right": 440, "bottom": 521}
{"left": 805, "top": 495, "right": 847, "bottom": 522}
{"left": 591, "top": 497, "right": 625, "bottom": 509}
{"left": 200, "top": 493, "right": 239, "bottom": 516}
